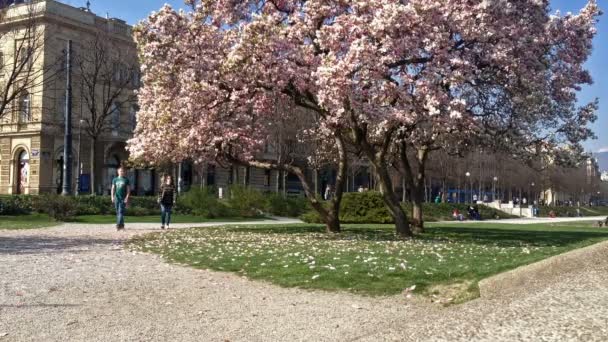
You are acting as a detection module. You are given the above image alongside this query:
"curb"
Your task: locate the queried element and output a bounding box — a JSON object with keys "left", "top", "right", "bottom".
{"left": 478, "top": 240, "right": 608, "bottom": 299}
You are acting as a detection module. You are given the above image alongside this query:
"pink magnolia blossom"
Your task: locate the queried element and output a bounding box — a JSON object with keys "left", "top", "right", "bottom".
{"left": 128, "top": 1, "right": 600, "bottom": 235}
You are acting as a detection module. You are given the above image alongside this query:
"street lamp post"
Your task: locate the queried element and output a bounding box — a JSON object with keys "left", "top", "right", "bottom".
{"left": 465, "top": 172, "right": 471, "bottom": 203}
{"left": 61, "top": 40, "right": 73, "bottom": 196}
{"left": 493, "top": 176, "right": 498, "bottom": 202}
{"left": 75, "top": 119, "right": 84, "bottom": 196}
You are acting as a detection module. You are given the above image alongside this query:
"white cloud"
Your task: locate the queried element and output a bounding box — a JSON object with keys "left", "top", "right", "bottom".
{"left": 598, "top": 147, "right": 608, "bottom": 153}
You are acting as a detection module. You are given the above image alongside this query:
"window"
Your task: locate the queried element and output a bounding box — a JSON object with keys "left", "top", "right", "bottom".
{"left": 111, "top": 102, "right": 120, "bottom": 134}
{"left": 19, "top": 92, "right": 31, "bottom": 122}
{"left": 15, "top": 40, "right": 34, "bottom": 70}
{"left": 206, "top": 164, "right": 216, "bottom": 186}
{"left": 264, "top": 169, "right": 271, "bottom": 186}
{"left": 129, "top": 104, "right": 137, "bottom": 131}
{"left": 131, "top": 70, "right": 141, "bottom": 88}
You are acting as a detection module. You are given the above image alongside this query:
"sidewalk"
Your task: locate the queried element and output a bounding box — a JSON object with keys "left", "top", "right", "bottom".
{"left": 60, "top": 216, "right": 303, "bottom": 231}
{"left": 443, "top": 216, "right": 607, "bottom": 225}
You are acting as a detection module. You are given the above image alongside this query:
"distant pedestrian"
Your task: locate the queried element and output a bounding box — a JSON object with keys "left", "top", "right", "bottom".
{"left": 158, "top": 175, "right": 177, "bottom": 229}
{"left": 324, "top": 184, "right": 333, "bottom": 201}
{"left": 111, "top": 166, "right": 131, "bottom": 231}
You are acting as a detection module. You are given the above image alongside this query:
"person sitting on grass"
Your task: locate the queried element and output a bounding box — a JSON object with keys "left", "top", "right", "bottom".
{"left": 473, "top": 205, "right": 481, "bottom": 220}
{"left": 467, "top": 206, "right": 476, "bottom": 220}
{"left": 452, "top": 208, "right": 464, "bottom": 221}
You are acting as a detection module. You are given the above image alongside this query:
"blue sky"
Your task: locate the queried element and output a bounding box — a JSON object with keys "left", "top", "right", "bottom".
{"left": 59, "top": 0, "right": 607, "bottom": 153}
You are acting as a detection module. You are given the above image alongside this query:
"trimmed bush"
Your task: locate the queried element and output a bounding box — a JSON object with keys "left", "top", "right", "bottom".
{"left": 226, "top": 185, "right": 266, "bottom": 217}
{"left": 179, "top": 187, "right": 232, "bottom": 218}
{"left": 33, "top": 194, "right": 78, "bottom": 221}
{"left": 264, "top": 193, "right": 309, "bottom": 217}
{"left": 537, "top": 205, "right": 608, "bottom": 217}
{"left": 0, "top": 195, "right": 35, "bottom": 215}
{"left": 300, "top": 191, "right": 515, "bottom": 224}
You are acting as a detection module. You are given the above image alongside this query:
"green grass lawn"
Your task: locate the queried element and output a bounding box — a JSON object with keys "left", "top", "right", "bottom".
{"left": 68, "top": 215, "right": 267, "bottom": 224}
{"left": 128, "top": 221, "right": 608, "bottom": 301}
{"left": 0, "top": 214, "right": 59, "bottom": 230}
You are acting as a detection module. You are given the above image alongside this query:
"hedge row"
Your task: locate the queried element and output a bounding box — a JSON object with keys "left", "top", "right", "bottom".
{"left": 300, "top": 191, "right": 516, "bottom": 224}
{"left": 537, "top": 205, "right": 608, "bottom": 218}
{"left": 0, "top": 186, "right": 310, "bottom": 221}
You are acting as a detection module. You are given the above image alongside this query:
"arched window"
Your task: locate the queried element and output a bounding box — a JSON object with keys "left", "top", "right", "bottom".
{"left": 19, "top": 92, "right": 31, "bottom": 122}
{"left": 16, "top": 150, "right": 29, "bottom": 194}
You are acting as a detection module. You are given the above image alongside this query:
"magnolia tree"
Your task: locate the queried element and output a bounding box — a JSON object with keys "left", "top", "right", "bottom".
{"left": 128, "top": 8, "right": 348, "bottom": 232}
{"left": 130, "top": 0, "right": 600, "bottom": 237}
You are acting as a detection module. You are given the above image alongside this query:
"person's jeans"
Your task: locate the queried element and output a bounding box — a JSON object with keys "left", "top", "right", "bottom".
{"left": 161, "top": 204, "right": 172, "bottom": 226}
{"left": 115, "top": 200, "right": 126, "bottom": 226}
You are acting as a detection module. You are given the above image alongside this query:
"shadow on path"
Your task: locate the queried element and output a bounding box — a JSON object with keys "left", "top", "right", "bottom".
{"left": 0, "top": 235, "right": 119, "bottom": 255}
{"left": 0, "top": 304, "right": 82, "bottom": 309}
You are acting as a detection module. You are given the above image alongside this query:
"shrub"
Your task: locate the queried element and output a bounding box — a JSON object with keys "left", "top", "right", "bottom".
{"left": 225, "top": 185, "right": 266, "bottom": 217}
{"left": 263, "top": 193, "right": 309, "bottom": 217}
{"left": 0, "top": 195, "right": 34, "bottom": 215}
{"left": 33, "top": 194, "right": 77, "bottom": 221}
{"left": 128, "top": 196, "right": 160, "bottom": 213}
{"left": 73, "top": 196, "right": 112, "bottom": 215}
{"left": 339, "top": 192, "right": 393, "bottom": 223}
{"left": 299, "top": 210, "right": 324, "bottom": 224}
{"left": 300, "top": 191, "right": 515, "bottom": 224}
{"left": 180, "top": 187, "right": 232, "bottom": 218}
{"left": 127, "top": 206, "right": 153, "bottom": 217}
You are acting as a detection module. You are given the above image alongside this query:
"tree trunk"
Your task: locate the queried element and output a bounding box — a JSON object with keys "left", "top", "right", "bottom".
{"left": 410, "top": 148, "right": 429, "bottom": 233}
{"left": 411, "top": 185, "right": 425, "bottom": 234}
{"left": 398, "top": 141, "right": 428, "bottom": 234}
{"left": 349, "top": 120, "right": 412, "bottom": 237}
{"left": 223, "top": 132, "right": 348, "bottom": 234}
{"left": 373, "top": 162, "right": 412, "bottom": 237}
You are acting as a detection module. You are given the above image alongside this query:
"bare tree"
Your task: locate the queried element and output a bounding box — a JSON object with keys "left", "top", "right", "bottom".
{"left": 0, "top": 2, "right": 57, "bottom": 123}
{"left": 76, "top": 31, "right": 138, "bottom": 194}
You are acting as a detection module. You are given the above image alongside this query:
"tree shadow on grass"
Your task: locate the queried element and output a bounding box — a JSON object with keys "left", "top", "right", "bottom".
{"left": 0, "top": 236, "right": 119, "bottom": 255}
{"left": 220, "top": 224, "right": 608, "bottom": 248}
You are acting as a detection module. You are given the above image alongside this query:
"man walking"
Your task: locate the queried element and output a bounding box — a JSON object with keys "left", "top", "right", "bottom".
{"left": 111, "top": 166, "right": 131, "bottom": 231}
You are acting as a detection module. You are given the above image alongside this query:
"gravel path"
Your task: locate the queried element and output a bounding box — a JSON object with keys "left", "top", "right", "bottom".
{"left": 1, "top": 221, "right": 607, "bottom": 342}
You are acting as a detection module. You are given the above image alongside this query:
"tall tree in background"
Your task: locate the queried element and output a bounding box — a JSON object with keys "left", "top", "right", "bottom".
{"left": 76, "top": 32, "right": 138, "bottom": 194}
{"left": 0, "top": 3, "right": 55, "bottom": 123}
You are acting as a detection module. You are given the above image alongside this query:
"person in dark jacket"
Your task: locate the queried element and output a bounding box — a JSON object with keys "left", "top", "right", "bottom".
{"left": 158, "top": 175, "right": 177, "bottom": 229}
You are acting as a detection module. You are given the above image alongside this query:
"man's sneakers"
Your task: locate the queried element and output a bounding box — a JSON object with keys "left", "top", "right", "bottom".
{"left": 161, "top": 225, "right": 165, "bottom": 230}
{"left": 116, "top": 224, "right": 125, "bottom": 231}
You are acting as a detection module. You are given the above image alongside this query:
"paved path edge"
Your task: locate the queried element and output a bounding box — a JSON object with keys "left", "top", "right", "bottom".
{"left": 478, "top": 239, "right": 608, "bottom": 299}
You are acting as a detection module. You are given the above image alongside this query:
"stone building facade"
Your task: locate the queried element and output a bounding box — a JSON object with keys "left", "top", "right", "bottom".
{"left": 0, "top": 1, "right": 374, "bottom": 198}
{"left": 0, "top": 0, "right": 140, "bottom": 195}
